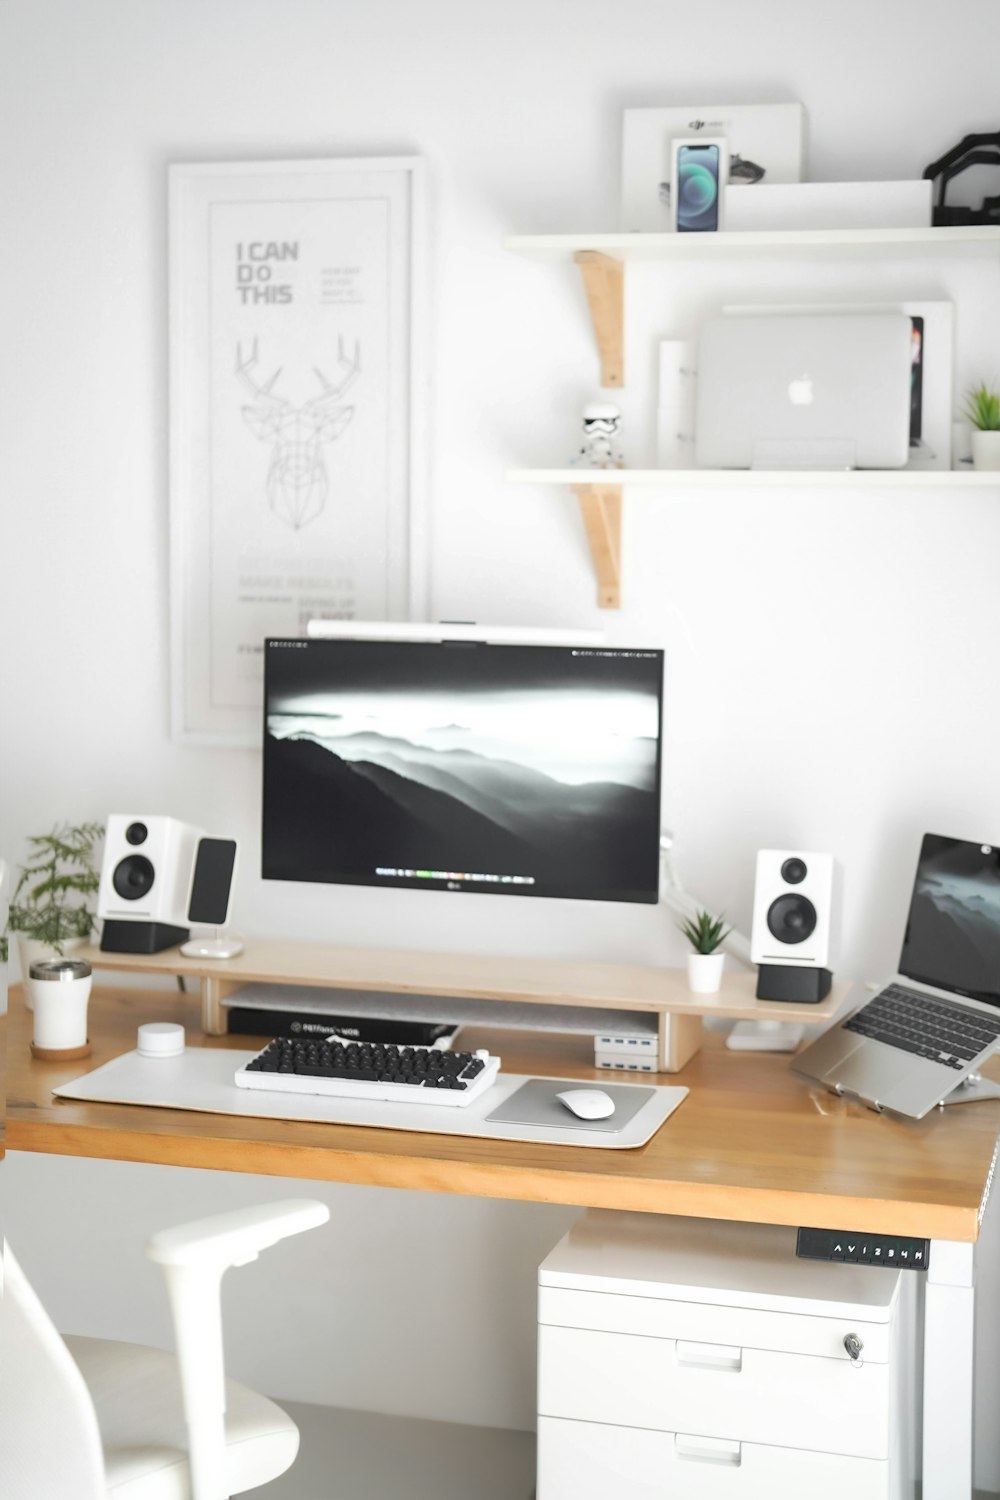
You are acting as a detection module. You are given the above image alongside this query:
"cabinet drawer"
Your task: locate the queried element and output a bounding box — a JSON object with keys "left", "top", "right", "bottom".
{"left": 539, "top": 1286, "right": 891, "bottom": 1362}
{"left": 537, "top": 1417, "right": 890, "bottom": 1500}
{"left": 538, "top": 1325, "right": 888, "bottom": 1458}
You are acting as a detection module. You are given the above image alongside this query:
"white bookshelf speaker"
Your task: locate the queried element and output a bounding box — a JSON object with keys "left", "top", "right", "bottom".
{"left": 98, "top": 815, "right": 204, "bottom": 953}
{"left": 751, "top": 850, "right": 836, "bottom": 1002}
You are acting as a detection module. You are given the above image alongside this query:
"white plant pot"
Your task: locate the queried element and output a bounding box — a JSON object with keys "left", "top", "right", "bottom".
{"left": 687, "top": 951, "right": 725, "bottom": 994}
{"left": 971, "top": 429, "right": 1000, "bottom": 471}
{"left": 16, "top": 935, "right": 86, "bottom": 1008}
{"left": 28, "top": 958, "right": 92, "bottom": 1058}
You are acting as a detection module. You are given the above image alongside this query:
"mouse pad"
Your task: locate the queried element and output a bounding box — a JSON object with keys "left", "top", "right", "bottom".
{"left": 486, "top": 1079, "right": 655, "bottom": 1134}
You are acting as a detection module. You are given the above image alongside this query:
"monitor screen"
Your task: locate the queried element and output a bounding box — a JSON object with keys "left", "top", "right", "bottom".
{"left": 262, "top": 636, "right": 664, "bottom": 903}
{"left": 900, "top": 832, "right": 1000, "bottom": 1008}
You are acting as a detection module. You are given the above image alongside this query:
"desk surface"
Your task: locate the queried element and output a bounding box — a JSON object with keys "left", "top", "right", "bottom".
{"left": 7, "top": 985, "right": 999, "bottom": 1242}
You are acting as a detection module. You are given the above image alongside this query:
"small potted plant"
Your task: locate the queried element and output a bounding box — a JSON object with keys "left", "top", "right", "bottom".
{"left": 965, "top": 382, "right": 1000, "bottom": 470}
{"left": 4, "top": 822, "right": 105, "bottom": 982}
{"left": 679, "top": 909, "right": 731, "bottom": 994}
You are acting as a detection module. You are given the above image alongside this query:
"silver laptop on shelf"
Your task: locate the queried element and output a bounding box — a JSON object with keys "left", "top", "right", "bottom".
{"left": 793, "top": 834, "right": 1000, "bottom": 1118}
{"left": 695, "top": 311, "right": 913, "bottom": 470}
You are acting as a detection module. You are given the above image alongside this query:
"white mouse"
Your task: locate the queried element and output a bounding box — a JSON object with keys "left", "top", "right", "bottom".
{"left": 556, "top": 1088, "right": 616, "bottom": 1121}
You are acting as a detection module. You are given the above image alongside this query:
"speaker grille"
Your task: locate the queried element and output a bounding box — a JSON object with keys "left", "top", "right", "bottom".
{"left": 113, "top": 854, "right": 156, "bottom": 902}
{"left": 766, "top": 893, "right": 817, "bottom": 945}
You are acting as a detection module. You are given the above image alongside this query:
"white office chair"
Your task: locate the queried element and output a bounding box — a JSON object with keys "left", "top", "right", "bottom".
{"left": 1, "top": 1198, "right": 330, "bottom": 1500}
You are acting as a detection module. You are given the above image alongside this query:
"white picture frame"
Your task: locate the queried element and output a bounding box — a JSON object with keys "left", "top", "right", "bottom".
{"left": 169, "top": 156, "right": 427, "bottom": 746}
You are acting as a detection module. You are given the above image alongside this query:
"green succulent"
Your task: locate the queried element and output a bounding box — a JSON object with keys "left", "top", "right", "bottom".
{"left": 965, "top": 383, "right": 1000, "bottom": 432}
{"left": 679, "top": 908, "right": 732, "bottom": 955}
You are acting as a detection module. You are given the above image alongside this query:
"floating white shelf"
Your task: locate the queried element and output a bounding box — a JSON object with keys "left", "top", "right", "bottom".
{"left": 503, "top": 223, "right": 1000, "bottom": 606}
{"left": 508, "top": 467, "right": 998, "bottom": 489}
{"left": 505, "top": 225, "right": 1000, "bottom": 262}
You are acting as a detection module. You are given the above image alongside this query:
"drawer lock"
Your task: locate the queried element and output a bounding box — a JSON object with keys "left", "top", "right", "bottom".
{"left": 843, "top": 1331, "right": 865, "bottom": 1367}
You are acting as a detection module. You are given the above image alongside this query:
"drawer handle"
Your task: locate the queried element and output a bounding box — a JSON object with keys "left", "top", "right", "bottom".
{"left": 675, "top": 1433, "right": 742, "bottom": 1467}
{"left": 675, "top": 1340, "right": 743, "bottom": 1372}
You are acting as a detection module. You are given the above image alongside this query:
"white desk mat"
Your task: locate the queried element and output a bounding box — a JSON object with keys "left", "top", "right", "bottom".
{"left": 53, "top": 1049, "right": 687, "bottom": 1150}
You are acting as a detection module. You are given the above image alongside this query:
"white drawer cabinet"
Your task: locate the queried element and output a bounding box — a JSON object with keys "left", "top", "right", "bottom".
{"left": 537, "top": 1211, "right": 916, "bottom": 1500}
{"left": 538, "top": 1417, "right": 892, "bottom": 1500}
{"left": 539, "top": 1323, "right": 890, "bottom": 1456}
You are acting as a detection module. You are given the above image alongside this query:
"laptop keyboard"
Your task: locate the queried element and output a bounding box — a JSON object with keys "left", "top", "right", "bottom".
{"left": 844, "top": 984, "right": 1000, "bottom": 1069}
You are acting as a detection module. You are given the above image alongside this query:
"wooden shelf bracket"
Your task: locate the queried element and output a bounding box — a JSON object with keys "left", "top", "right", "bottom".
{"left": 571, "top": 482, "right": 622, "bottom": 609}
{"left": 574, "top": 250, "right": 624, "bottom": 388}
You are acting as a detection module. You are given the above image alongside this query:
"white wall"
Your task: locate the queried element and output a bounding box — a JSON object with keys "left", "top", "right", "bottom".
{"left": 2, "top": 0, "right": 999, "bottom": 1483}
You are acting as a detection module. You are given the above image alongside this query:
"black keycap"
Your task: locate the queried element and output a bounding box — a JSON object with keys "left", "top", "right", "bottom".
{"left": 295, "top": 1063, "right": 379, "bottom": 1081}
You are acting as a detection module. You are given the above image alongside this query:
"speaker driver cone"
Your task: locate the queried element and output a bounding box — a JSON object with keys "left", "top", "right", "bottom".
{"left": 113, "top": 854, "right": 156, "bottom": 901}
{"left": 766, "top": 893, "right": 816, "bottom": 945}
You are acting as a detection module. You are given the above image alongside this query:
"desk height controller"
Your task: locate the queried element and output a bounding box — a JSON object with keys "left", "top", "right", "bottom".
{"left": 796, "top": 1226, "right": 930, "bottom": 1270}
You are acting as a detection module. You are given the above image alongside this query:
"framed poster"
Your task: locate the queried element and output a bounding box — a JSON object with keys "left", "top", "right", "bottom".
{"left": 169, "top": 157, "right": 427, "bottom": 745}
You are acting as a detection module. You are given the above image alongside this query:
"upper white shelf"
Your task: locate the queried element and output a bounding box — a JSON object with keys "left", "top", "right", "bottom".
{"left": 507, "top": 467, "right": 999, "bottom": 489}
{"left": 504, "top": 225, "right": 1000, "bottom": 263}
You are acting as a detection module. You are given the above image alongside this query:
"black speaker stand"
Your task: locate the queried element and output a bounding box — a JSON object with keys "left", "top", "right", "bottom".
{"left": 100, "top": 921, "right": 190, "bottom": 954}
{"left": 756, "top": 964, "right": 833, "bottom": 1004}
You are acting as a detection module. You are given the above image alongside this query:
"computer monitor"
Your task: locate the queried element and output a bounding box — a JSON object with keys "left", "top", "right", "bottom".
{"left": 262, "top": 634, "right": 664, "bottom": 903}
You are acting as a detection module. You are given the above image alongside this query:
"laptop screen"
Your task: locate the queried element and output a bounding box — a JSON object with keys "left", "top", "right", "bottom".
{"left": 900, "top": 833, "right": 1000, "bottom": 1008}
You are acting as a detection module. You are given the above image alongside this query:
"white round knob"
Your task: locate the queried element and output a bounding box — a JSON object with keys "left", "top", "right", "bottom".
{"left": 137, "top": 1022, "right": 185, "bottom": 1058}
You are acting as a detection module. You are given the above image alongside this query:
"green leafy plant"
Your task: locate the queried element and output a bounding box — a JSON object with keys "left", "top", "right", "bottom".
{"left": 965, "top": 382, "right": 1000, "bottom": 432}
{"left": 2, "top": 821, "right": 105, "bottom": 962}
{"left": 678, "top": 908, "right": 732, "bottom": 956}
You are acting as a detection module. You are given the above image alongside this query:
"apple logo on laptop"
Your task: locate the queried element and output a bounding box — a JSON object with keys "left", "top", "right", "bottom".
{"left": 788, "top": 374, "right": 815, "bottom": 406}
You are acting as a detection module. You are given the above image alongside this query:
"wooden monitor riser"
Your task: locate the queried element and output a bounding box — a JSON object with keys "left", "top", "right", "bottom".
{"left": 77, "top": 940, "right": 851, "bottom": 1073}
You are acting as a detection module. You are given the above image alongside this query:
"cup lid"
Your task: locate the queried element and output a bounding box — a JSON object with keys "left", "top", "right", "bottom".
{"left": 29, "top": 959, "right": 93, "bottom": 982}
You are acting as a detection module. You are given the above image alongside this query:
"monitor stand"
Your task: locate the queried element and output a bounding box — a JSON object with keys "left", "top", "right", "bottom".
{"left": 180, "top": 928, "right": 245, "bottom": 960}
{"left": 726, "top": 1019, "right": 804, "bottom": 1053}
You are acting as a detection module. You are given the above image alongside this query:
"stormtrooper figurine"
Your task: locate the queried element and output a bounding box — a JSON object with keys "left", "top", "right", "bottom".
{"left": 573, "top": 399, "right": 624, "bottom": 469}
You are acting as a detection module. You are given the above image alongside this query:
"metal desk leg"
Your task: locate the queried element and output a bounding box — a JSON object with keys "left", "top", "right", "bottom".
{"left": 923, "top": 1239, "right": 975, "bottom": 1498}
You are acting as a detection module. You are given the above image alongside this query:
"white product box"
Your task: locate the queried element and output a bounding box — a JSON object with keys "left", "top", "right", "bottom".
{"left": 724, "top": 179, "right": 932, "bottom": 232}
{"left": 621, "top": 103, "right": 806, "bottom": 232}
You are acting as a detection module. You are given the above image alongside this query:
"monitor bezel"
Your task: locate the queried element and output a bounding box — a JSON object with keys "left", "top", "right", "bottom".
{"left": 261, "top": 631, "right": 665, "bottom": 906}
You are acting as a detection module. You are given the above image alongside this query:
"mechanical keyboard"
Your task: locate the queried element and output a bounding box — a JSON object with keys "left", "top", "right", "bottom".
{"left": 844, "top": 983, "right": 1000, "bottom": 1069}
{"left": 235, "top": 1035, "right": 501, "bottom": 1108}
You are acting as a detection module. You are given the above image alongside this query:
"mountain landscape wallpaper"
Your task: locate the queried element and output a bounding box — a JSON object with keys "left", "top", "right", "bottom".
{"left": 902, "top": 835, "right": 1000, "bottom": 1004}
{"left": 263, "top": 639, "right": 663, "bottom": 902}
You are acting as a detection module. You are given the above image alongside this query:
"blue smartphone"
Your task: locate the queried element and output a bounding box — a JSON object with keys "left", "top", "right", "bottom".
{"left": 676, "top": 143, "right": 721, "bottom": 233}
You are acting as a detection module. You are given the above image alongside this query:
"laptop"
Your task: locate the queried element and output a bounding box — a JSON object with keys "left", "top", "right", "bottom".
{"left": 695, "top": 311, "right": 912, "bottom": 470}
{"left": 792, "top": 834, "right": 1000, "bottom": 1118}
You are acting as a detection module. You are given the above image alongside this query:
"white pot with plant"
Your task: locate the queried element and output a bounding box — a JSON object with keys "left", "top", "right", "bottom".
{"left": 966, "top": 383, "right": 1000, "bottom": 470}
{"left": 679, "top": 909, "right": 731, "bottom": 995}
{"left": 3, "top": 823, "right": 105, "bottom": 1002}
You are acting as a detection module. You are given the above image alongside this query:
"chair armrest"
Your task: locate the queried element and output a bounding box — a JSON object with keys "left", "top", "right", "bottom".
{"left": 145, "top": 1200, "right": 328, "bottom": 1500}
{"left": 147, "top": 1198, "right": 329, "bottom": 1272}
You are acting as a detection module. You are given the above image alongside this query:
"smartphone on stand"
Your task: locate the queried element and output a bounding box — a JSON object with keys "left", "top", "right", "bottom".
{"left": 671, "top": 138, "right": 728, "bottom": 233}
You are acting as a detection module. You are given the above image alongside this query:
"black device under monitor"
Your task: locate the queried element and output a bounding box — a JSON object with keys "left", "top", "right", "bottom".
{"left": 262, "top": 636, "right": 664, "bottom": 904}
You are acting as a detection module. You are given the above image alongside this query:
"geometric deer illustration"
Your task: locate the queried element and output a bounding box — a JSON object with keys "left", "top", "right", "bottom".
{"left": 235, "top": 336, "right": 361, "bottom": 530}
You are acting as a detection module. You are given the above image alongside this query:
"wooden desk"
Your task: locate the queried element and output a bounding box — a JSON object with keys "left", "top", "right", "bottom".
{"left": 7, "top": 984, "right": 999, "bottom": 1498}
